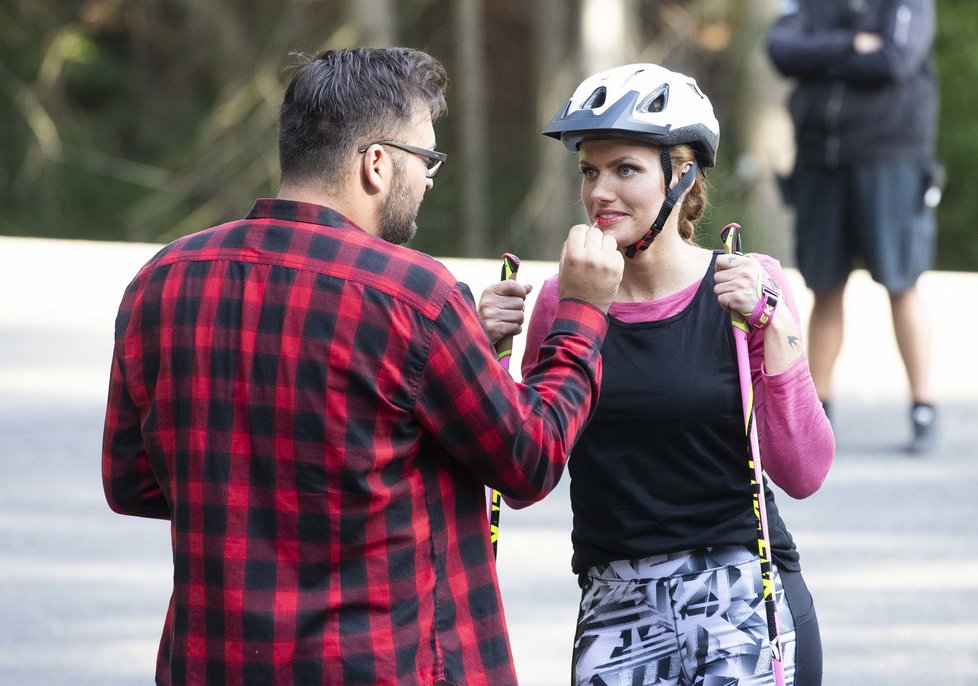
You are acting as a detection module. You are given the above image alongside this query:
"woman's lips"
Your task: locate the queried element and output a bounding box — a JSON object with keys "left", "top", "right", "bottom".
{"left": 594, "top": 211, "right": 627, "bottom": 227}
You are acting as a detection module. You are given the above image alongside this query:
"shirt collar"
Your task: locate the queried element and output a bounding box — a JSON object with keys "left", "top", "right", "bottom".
{"left": 246, "top": 198, "right": 361, "bottom": 232}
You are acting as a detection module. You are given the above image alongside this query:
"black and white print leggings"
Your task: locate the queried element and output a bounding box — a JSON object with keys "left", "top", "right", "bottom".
{"left": 572, "top": 546, "right": 822, "bottom": 685}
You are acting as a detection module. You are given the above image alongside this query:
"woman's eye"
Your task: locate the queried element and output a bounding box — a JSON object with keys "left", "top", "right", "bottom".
{"left": 618, "top": 165, "right": 637, "bottom": 177}
{"left": 580, "top": 167, "right": 598, "bottom": 180}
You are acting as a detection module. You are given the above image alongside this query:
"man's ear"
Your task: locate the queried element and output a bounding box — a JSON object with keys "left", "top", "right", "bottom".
{"left": 360, "top": 144, "right": 388, "bottom": 195}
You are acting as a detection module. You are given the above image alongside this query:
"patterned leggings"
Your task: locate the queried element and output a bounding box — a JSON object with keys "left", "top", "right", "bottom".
{"left": 572, "top": 546, "right": 820, "bottom": 685}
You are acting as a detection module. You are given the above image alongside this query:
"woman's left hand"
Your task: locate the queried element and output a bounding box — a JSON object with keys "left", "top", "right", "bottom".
{"left": 713, "top": 252, "right": 766, "bottom": 318}
{"left": 715, "top": 252, "right": 804, "bottom": 374}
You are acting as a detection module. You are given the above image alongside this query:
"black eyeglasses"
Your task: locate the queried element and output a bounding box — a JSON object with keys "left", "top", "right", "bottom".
{"left": 358, "top": 141, "right": 447, "bottom": 179}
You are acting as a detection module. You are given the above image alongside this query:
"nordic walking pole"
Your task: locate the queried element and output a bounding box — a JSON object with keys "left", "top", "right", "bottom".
{"left": 720, "top": 223, "right": 786, "bottom": 686}
{"left": 489, "top": 252, "right": 521, "bottom": 558}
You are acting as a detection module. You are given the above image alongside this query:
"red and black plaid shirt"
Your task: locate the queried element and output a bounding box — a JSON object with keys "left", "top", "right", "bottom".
{"left": 102, "top": 199, "right": 607, "bottom": 685}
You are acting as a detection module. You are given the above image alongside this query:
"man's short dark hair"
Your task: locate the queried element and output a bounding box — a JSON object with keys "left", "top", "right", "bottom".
{"left": 278, "top": 47, "right": 449, "bottom": 189}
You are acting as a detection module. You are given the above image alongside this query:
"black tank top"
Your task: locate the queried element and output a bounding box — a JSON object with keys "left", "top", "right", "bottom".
{"left": 569, "top": 252, "right": 800, "bottom": 574}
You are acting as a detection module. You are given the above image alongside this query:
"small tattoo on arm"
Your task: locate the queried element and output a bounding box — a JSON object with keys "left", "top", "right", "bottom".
{"left": 787, "top": 335, "right": 801, "bottom": 350}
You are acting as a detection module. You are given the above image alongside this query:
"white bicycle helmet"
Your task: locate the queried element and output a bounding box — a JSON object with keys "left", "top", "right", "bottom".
{"left": 543, "top": 64, "right": 720, "bottom": 256}
{"left": 543, "top": 63, "right": 719, "bottom": 167}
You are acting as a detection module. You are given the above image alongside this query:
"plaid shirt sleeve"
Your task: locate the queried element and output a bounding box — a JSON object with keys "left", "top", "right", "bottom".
{"left": 408, "top": 284, "right": 607, "bottom": 685}
{"left": 102, "top": 348, "right": 171, "bottom": 519}
{"left": 416, "top": 285, "right": 606, "bottom": 501}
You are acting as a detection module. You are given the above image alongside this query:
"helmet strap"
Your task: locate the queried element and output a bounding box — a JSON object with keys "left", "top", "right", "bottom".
{"left": 625, "top": 154, "right": 698, "bottom": 258}
{"left": 660, "top": 146, "right": 673, "bottom": 189}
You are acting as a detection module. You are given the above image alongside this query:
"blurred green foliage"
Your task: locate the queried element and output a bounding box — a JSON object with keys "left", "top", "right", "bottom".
{"left": 0, "top": 1, "right": 975, "bottom": 271}
{"left": 933, "top": 0, "right": 978, "bottom": 271}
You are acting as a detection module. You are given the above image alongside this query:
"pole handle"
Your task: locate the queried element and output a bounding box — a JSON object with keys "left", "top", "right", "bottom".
{"left": 720, "top": 223, "right": 750, "bottom": 333}
{"left": 490, "top": 252, "right": 520, "bottom": 559}
{"left": 493, "top": 253, "right": 521, "bottom": 369}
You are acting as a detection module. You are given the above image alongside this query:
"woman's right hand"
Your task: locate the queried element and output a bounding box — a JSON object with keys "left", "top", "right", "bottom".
{"left": 558, "top": 223, "right": 624, "bottom": 312}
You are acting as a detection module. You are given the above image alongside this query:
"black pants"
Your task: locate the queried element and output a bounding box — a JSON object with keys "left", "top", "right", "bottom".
{"left": 782, "top": 570, "right": 823, "bottom": 686}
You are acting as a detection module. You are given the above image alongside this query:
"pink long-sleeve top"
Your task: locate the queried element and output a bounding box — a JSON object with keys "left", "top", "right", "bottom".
{"left": 520, "top": 253, "right": 834, "bottom": 500}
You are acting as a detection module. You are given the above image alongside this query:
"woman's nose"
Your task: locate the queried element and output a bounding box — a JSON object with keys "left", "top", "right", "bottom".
{"left": 589, "top": 175, "right": 616, "bottom": 201}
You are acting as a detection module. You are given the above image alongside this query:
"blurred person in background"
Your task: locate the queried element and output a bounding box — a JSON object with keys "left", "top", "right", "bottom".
{"left": 767, "top": 0, "right": 941, "bottom": 454}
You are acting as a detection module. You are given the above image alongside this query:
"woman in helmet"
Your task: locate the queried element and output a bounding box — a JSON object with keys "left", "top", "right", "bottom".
{"left": 485, "top": 64, "right": 833, "bottom": 685}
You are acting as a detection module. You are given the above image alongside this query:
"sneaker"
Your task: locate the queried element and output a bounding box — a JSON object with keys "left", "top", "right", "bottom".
{"left": 906, "top": 403, "right": 938, "bottom": 455}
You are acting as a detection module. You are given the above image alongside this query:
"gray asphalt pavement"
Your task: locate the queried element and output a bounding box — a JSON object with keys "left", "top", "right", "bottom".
{"left": 1, "top": 236, "right": 976, "bottom": 685}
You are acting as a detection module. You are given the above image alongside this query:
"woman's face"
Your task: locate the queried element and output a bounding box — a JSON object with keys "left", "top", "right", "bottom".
{"left": 578, "top": 138, "right": 666, "bottom": 250}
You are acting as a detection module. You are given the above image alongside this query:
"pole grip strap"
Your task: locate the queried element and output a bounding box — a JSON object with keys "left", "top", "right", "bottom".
{"left": 746, "top": 276, "right": 780, "bottom": 331}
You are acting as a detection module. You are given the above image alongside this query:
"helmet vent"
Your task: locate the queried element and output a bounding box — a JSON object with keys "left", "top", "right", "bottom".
{"left": 638, "top": 85, "right": 669, "bottom": 114}
{"left": 582, "top": 87, "right": 607, "bottom": 110}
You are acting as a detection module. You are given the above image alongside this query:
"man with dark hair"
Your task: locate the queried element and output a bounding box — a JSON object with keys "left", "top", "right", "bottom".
{"left": 102, "top": 47, "right": 623, "bottom": 685}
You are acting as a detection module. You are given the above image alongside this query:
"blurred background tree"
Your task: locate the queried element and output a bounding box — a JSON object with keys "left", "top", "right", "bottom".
{"left": 0, "top": 0, "right": 973, "bottom": 270}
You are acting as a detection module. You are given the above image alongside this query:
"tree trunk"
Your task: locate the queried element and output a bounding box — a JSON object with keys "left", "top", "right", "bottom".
{"left": 454, "top": 0, "right": 490, "bottom": 256}
{"left": 347, "top": 0, "right": 395, "bottom": 46}
{"left": 522, "top": 0, "right": 579, "bottom": 260}
{"left": 580, "top": 0, "right": 638, "bottom": 74}
{"left": 736, "top": 0, "right": 796, "bottom": 265}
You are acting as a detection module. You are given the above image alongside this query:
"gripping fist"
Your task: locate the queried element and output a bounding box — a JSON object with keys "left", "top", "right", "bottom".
{"left": 557, "top": 224, "right": 624, "bottom": 313}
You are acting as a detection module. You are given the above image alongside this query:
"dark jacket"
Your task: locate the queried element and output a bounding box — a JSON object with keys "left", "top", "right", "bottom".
{"left": 767, "top": 0, "right": 938, "bottom": 168}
